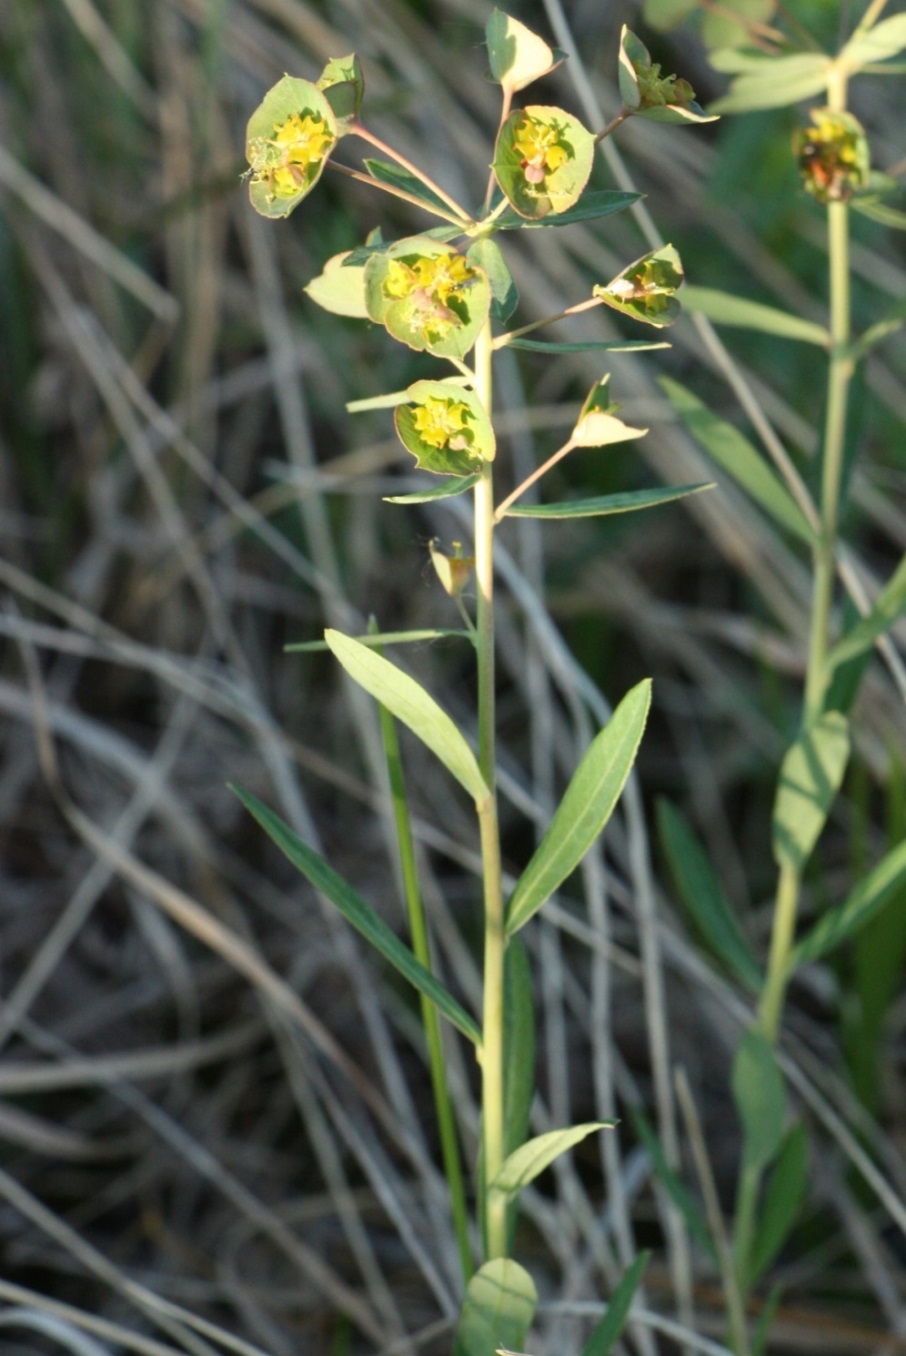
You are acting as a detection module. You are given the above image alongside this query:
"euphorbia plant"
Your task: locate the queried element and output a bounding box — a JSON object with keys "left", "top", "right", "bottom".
{"left": 237, "top": 12, "right": 713, "bottom": 1354}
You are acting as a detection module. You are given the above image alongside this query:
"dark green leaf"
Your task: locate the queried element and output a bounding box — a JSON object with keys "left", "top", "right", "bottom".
{"left": 232, "top": 786, "right": 481, "bottom": 1045}
{"left": 657, "top": 799, "right": 761, "bottom": 991}
{"left": 363, "top": 159, "right": 460, "bottom": 219}
{"left": 385, "top": 473, "right": 481, "bottom": 503}
{"left": 503, "top": 485, "right": 712, "bottom": 519}
{"left": 493, "top": 190, "right": 640, "bottom": 230}
{"left": 748, "top": 1121, "right": 808, "bottom": 1284}
{"left": 504, "top": 938, "right": 535, "bottom": 1157}
{"left": 468, "top": 237, "right": 519, "bottom": 322}
{"left": 660, "top": 377, "right": 817, "bottom": 546}
{"left": 733, "top": 1028, "right": 786, "bottom": 1174}
{"left": 504, "top": 338, "right": 669, "bottom": 354}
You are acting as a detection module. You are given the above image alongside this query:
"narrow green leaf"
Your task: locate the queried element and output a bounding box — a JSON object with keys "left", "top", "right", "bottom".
{"left": 660, "top": 377, "right": 816, "bottom": 546}
{"left": 581, "top": 1253, "right": 650, "bottom": 1356}
{"left": 454, "top": 1259, "right": 537, "bottom": 1356}
{"left": 827, "top": 553, "right": 906, "bottom": 670}
{"left": 385, "top": 473, "right": 481, "bottom": 503}
{"left": 709, "top": 54, "right": 831, "bottom": 113}
{"left": 325, "top": 631, "right": 490, "bottom": 807}
{"left": 504, "top": 338, "right": 669, "bottom": 354}
{"left": 792, "top": 838, "right": 906, "bottom": 966}
{"left": 232, "top": 786, "right": 481, "bottom": 1045}
{"left": 504, "top": 485, "right": 713, "bottom": 519}
{"left": 657, "top": 799, "right": 762, "bottom": 991}
{"left": 287, "top": 628, "right": 467, "bottom": 652}
{"left": 630, "top": 1106, "right": 716, "bottom": 1259}
{"left": 748, "top": 1121, "right": 808, "bottom": 1285}
{"left": 493, "top": 190, "right": 640, "bottom": 230}
{"left": 733, "top": 1028, "right": 786, "bottom": 1174}
{"left": 506, "top": 680, "right": 651, "bottom": 935}
{"left": 363, "top": 158, "right": 461, "bottom": 218}
{"left": 681, "top": 286, "right": 829, "bottom": 347}
{"left": 492, "top": 1123, "right": 612, "bottom": 1200}
{"left": 840, "top": 13, "right": 906, "bottom": 70}
{"left": 772, "top": 712, "right": 850, "bottom": 874}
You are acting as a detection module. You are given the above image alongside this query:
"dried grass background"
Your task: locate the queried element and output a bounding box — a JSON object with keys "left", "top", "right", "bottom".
{"left": 1, "top": 1, "right": 905, "bottom": 1354}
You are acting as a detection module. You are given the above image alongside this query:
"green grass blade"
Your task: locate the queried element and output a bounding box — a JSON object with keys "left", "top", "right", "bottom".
{"left": 506, "top": 680, "right": 651, "bottom": 936}
{"left": 772, "top": 712, "right": 850, "bottom": 874}
{"left": 660, "top": 377, "right": 816, "bottom": 546}
{"left": 232, "top": 785, "right": 482, "bottom": 1046}
{"left": 453, "top": 1259, "right": 537, "bottom": 1356}
{"left": 657, "top": 799, "right": 762, "bottom": 990}
{"left": 580, "top": 1252, "right": 650, "bottom": 1356}
{"left": 630, "top": 1106, "right": 716, "bottom": 1259}
{"left": 503, "top": 484, "right": 712, "bottom": 519}
{"left": 792, "top": 838, "right": 906, "bottom": 966}
{"left": 681, "top": 286, "right": 829, "bottom": 346}
{"left": 325, "top": 630, "right": 489, "bottom": 806}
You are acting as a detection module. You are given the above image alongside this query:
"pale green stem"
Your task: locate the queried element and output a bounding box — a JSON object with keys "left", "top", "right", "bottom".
{"left": 472, "top": 320, "right": 508, "bottom": 1260}
{"left": 492, "top": 297, "right": 601, "bottom": 350}
{"left": 853, "top": 0, "right": 890, "bottom": 38}
{"left": 758, "top": 71, "right": 853, "bottom": 1047}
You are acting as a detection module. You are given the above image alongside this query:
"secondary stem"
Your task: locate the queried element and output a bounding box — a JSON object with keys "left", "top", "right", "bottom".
{"left": 472, "top": 320, "right": 508, "bottom": 1260}
{"left": 759, "top": 72, "right": 853, "bottom": 1045}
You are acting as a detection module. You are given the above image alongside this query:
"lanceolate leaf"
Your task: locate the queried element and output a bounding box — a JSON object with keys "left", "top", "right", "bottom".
{"left": 363, "top": 158, "right": 459, "bottom": 218}
{"left": 709, "top": 53, "right": 831, "bottom": 114}
{"left": 581, "top": 1253, "right": 650, "bottom": 1356}
{"left": 504, "top": 485, "right": 712, "bottom": 519}
{"left": 506, "top": 680, "right": 651, "bottom": 935}
{"left": 681, "top": 286, "right": 829, "bottom": 347}
{"left": 657, "top": 799, "right": 761, "bottom": 991}
{"left": 660, "top": 377, "right": 816, "bottom": 546}
{"left": 491, "top": 1123, "right": 612, "bottom": 1200}
{"left": 748, "top": 1121, "right": 808, "bottom": 1286}
{"left": 287, "top": 628, "right": 466, "bottom": 652}
{"left": 772, "top": 712, "right": 850, "bottom": 874}
{"left": 826, "top": 552, "right": 906, "bottom": 670}
{"left": 325, "top": 631, "right": 490, "bottom": 807}
{"left": 839, "top": 13, "right": 906, "bottom": 72}
{"left": 454, "top": 1259, "right": 537, "bottom": 1356}
{"left": 385, "top": 473, "right": 480, "bottom": 503}
{"left": 792, "top": 839, "right": 906, "bottom": 966}
{"left": 493, "top": 189, "right": 640, "bottom": 230}
{"left": 504, "top": 939, "right": 535, "bottom": 1157}
{"left": 232, "top": 786, "right": 481, "bottom": 1046}
{"left": 733, "top": 1028, "right": 786, "bottom": 1174}
{"left": 503, "top": 338, "right": 669, "bottom": 354}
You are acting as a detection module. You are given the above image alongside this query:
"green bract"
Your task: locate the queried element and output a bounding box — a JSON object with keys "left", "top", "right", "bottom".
{"left": 304, "top": 250, "right": 369, "bottom": 318}
{"left": 493, "top": 105, "right": 594, "bottom": 220}
{"left": 485, "top": 9, "right": 565, "bottom": 93}
{"left": 317, "top": 53, "right": 364, "bottom": 131}
{"left": 618, "top": 27, "right": 716, "bottom": 124}
{"left": 246, "top": 76, "right": 338, "bottom": 219}
{"left": 364, "top": 237, "right": 491, "bottom": 359}
{"left": 572, "top": 376, "right": 648, "bottom": 447}
{"left": 594, "top": 244, "right": 684, "bottom": 327}
{"left": 395, "top": 381, "right": 495, "bottom": 475}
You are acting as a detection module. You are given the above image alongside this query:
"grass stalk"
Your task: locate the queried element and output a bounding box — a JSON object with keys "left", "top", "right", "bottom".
{"left": 374, "top": 654, "right": 474, "bottom": 1285}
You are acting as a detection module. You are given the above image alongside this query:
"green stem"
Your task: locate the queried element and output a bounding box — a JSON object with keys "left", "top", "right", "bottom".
{"left": 759, "top": 861, "right": 799, "bottom": 1043}
{"left": 494, "top": 438, "right": 576, "bottom": 521}
{"left": 373, "top": 639, "right": 474, "bottom": 1285}
{"left": 472, "top": 320, "right": 508, "bottom": 1260}
{"left": 758, "top": 71, "right": 853, "bottom": 1046}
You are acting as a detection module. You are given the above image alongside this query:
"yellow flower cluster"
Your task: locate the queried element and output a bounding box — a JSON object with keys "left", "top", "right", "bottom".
{"left": 250, "top": 112, "right": 335, "bottom": 201}
{"left": 383, "top": 252, "right": 477, "bottom": 340}
{"left": 513, "top": 116, "right": 570, "bottom": 184}
{"left": 795, "top": 110, "right": 868, "bottom": 203}
{"left": 411, "top": 396, "right": 476, "bottom": 452}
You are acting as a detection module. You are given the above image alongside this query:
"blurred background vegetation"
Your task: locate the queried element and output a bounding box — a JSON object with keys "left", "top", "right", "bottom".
{"left": 1, "top": 1, "right": 904, "bottom": 1353}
